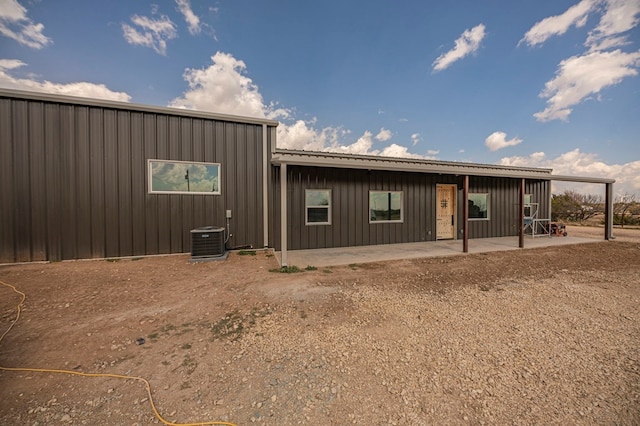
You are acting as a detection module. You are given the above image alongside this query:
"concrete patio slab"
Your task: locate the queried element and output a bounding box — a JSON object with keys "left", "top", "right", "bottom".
{"left": 275, "top": 235, "right": 604, "bottom": 268}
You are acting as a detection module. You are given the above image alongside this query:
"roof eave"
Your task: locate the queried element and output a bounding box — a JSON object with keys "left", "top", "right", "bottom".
{"left": 271, "top": 150, "right": 554, "bottom": 180}
{"left": 0, "top": 88, "right": 280, "bottom": 127}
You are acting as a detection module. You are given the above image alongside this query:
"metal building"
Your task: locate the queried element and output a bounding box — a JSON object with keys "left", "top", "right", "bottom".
{"left": 0, "top": 89, "right": 615, "bottom": 265}
{"left": 1, "top": 89, "right": 277, "bottom": 263}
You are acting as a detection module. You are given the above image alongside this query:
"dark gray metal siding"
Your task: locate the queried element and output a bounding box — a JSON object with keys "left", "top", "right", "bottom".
{"left": 0, "top": 96, "right": 272, "bottom": 263}
{"left": 269, "top": 166, "right": 550, "bottom": 250}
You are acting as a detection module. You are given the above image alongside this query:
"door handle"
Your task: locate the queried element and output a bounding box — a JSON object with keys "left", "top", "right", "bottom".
{"left": 451, "top": 215, "right": 454, "bottom": 226}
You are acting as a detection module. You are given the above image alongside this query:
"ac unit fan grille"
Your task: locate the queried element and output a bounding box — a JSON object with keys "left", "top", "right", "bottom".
{"left": 191, "top": 226, "right": 225, "bottom": 258}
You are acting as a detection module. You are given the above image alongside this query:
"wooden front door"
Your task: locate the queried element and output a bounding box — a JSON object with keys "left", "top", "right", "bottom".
{"left": 436, "top": 184, "right": 456, "bottom": 240}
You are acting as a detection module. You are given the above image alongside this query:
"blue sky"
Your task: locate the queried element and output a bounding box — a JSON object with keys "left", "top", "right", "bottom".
{"left": 1, "top": 0, "right": 639, "bottom": 196}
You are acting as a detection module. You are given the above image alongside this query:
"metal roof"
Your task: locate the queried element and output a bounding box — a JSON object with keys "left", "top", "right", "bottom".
{"left": 271, "top": 149, "right": 615, "bottom": 184}
{"left": 0, "top": 88, "right": 280, "bottom": 127}
{"left": 272, "top": 149, "right": 555, "bottom": 179}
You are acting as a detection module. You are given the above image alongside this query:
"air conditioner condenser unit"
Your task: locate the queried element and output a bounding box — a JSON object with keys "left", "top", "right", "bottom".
{"left": 190, "top": 226, "right": 226, "bottom": 260}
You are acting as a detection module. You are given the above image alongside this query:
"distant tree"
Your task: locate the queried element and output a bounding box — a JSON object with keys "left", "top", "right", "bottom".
{"left": 551, "top": 190, "right": 603, "bottom": 222}
{"left": 614, "top": 193, "right": 637, "bottom": 228}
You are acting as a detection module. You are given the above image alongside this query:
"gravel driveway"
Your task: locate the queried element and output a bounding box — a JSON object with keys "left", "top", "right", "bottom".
{"left": 1, "top": 234, "right": 639, "bottom": 425}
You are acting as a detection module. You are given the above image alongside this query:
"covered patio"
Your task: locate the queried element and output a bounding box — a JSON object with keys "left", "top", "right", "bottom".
{"left": 275, "top": 233, "right": 603, "bottom": 268}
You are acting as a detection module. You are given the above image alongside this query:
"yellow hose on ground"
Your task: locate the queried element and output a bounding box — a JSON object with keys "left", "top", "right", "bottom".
{"left": 0, "top": 279, "right": 237, "bottom": 426}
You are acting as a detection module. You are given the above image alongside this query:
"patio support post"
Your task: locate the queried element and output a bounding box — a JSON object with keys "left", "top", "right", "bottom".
{"left": 280, "top": 163, "right": 288, "bottom": 266}
{"left": 262, "top": 124, "right": 269, "bottom": 248}
{"left": 519, "top": 178, "right": 525, "bottom": 248}
{"left": 463, "top": 175, "right": 469, "bottom": 253}
{"left": 605, "top": 182, "right": 614, "bottom": 240}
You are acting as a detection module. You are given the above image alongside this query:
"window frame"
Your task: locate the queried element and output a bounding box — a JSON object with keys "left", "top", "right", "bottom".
{"left": 468, "top": 193, "right": 490, "bottom": 220}
{"left": 369, "top": 190, "right": 404, "bottom": 224}
{"left": 148, "top": 159, "right": 221, "bottom": 195}
{"left": 305, "top": 189, "right": 332, "bottom": 226}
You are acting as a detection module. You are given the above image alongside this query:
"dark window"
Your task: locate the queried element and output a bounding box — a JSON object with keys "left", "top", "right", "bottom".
{"left": 369, "top": 191, "right": 403, "bottom": 223}
{"left": 148, "top": 159, "right": 220, "bottom": 195}
{"left": 468, "top": 193, "right": 489, "bottom": 220}
{"left": 305, "top": 190, "right": 331, "bottom": 225}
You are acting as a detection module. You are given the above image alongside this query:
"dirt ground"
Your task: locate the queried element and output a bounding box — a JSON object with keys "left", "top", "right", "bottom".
{"left": 1, "top": 226, "right": 639, "bottom": 425}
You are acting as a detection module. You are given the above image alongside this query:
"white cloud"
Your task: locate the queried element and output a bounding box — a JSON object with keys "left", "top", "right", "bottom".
{"left": 534, "top": 49, "right": 640, "bottom": 121}
{"left": 500, "top": 149, "right": 640, "bottom": 195}
{"left": 170, "top": 52, "right": 424, "bottom": 159}
{"left": 333, "top": 131, "right": 376, "bottom": 155}
{"left": 375, "top": 128, "right": 392, "bottom": 142}
{"left": 520, "top": 0, "right": 596, "bottom": 47}
{"left": 586, "top": 0, "right": 640, "bottom": 51}
{"left": 425, "top": 149, "right": 440, "bottom": 160}
{"left": 379, "top": 144, "right": 425, "bottom": 159}
{"left": 175, "top": 0, "right": 201, "bottom": 35}
{"left": 276, "top": 119, "right": 347, "bottom": 152}
{"left": 329, "top": 133, "right": 424, "bottom": 159}
{"left": 122, "top": 13, "right": 177, "bottom": 55}
{"left": 411, "top": 133, "right": 421, "bottom": 146}
{"left": 485, "top": 131, "right": 523, "bottom": 151}
{"left": 433, "top": 24, "right": 486, "bottom": 72}
{"left": 170, "top": 52, "right": 277, "bottom": 119}
{"left": 0, "top": 59, "right": 131, "bottom": 101}
{"left": 524, "top": 0, "right": 640, "bottom": 121}
{"left": 0, "top": 0, "right": 51, "bottom": 49}
{"left": 0, "top": 58, "right": 24, "bottom": 70}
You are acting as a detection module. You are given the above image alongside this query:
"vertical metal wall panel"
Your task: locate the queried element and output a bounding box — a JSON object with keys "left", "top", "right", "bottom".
{"left": 191, "top": 119, "right": 205, "bottom": 230}
{"left": 336, "top": 168, "right": 349, "bottom": 247}
{"left": 29, "top": 102, "right": 47, "bottom": 261}
{"left": 246, "top": 125, "right": 260, "bottom": 247}
{"left": 1, "top": 93, "right": 272, "bottom": 262}
{"left": 130, "top": 112, "right": 146, "bottom": 256}
{"left": 465, "top": 176, "right": 539, "bottom": 239}
{"left": 156, "top": 116, "right": 172, "bottom": 255}
{"left": 285, "top": 167, "right": 441, "bottom": 250}
{"left": 0, "top": 99, "right": 15, "bottom": 263}
{"left": 271, "top": 165, "right": 281, "bottom": 250}
{"left": 117, "top": 111, "right": 133, "bottom": 257}
{"left": 235, "top": 124, "right": 248, "bottom": 247}
{"left": 104, "top": 109, "right": 120, "bottom": 258}
{"left": 223, "top": 123, "right": 236, "bottom": 245}
{"left": 275, "top": 168, "right": 552, "bottom": 251}
{"left": 75, "top": 106, "right": 92, "bottom": 259}
{"left": 144, "top": 113, "right": 159, "bottom": 254}
{"left": 60, "top": 105, "right": 77, "bottom": 260}
{"left": 89, "top": 107, "right": 106, "bottom": 258}
{"left": 44, "top": 103, "right": 62, "bottom": 261}
{"left": 9, "top": 101, "right": 31, "bottom": 262}
{"left": 202, "top": 121, "right": 216, "bottom": 231}
{"left": 13, "top": 101, "right": 32, "bottom": 262}
{"left": 180, "top": 117, "right": 193, "bottom": 251}
{"left": 168, "top": 117, "right": 182, "bottom": 253}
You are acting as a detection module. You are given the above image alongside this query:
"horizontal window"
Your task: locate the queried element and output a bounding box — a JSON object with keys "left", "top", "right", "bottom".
{"left": 369, "top": 191, "right": 403, "bottom": 223}
{"left": 468, "top": 193, "right": 489, "bottom": 220}
{"left": 305, "top": 189, "right": 331, "bottom": 225}
{"left": 148, "top": 159, "right": 221, "bottom": 195}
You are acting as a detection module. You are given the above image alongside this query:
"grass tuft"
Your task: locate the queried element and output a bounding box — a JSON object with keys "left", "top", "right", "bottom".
{"left": 269, "top": 265, "right": 302, "bottom": 273}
